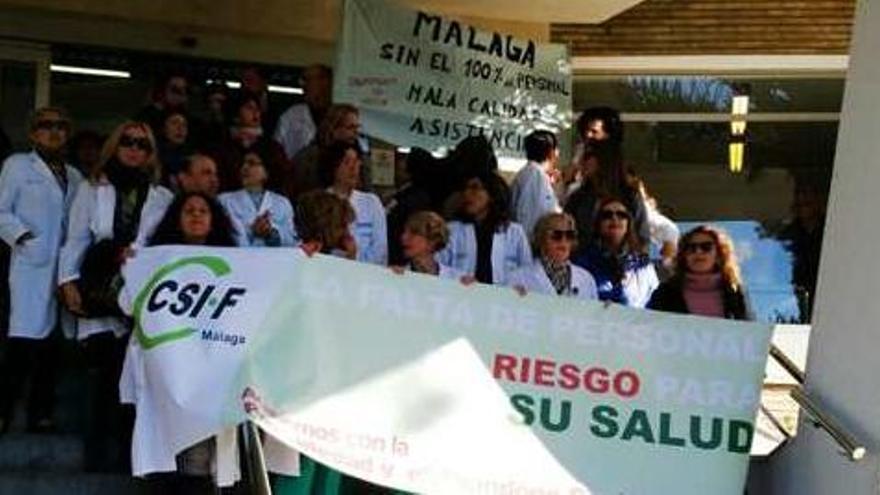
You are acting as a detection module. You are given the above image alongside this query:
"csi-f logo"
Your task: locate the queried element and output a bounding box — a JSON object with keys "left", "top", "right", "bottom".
{"left": 133, "top": 256, "right": 247, "bottom": 350}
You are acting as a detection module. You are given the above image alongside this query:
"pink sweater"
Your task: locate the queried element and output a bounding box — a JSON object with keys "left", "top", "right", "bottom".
{"left": 682, "top": 273, "right": 725, "bottom": 318}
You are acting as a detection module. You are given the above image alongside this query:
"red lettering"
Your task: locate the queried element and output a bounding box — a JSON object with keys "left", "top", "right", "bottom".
{"left": 583, "top": 368, "right": 610, "bottom": 393}
{"left": 519, "top": 357, "right": 531, "bottom": 383}
{"left": 490, "top": 353, "right": 642, "bottom": 399}
{"left": 533, "top": 359, "right": 555, "bottom": 386}
{"left": 558, "top": 364, "right": 580, "bottom": 390}
{"left": 492, "top": 354, "right": 518, "bottom": 381}
{"left": 613, "top": 370, "right": 641, "bottom": 397}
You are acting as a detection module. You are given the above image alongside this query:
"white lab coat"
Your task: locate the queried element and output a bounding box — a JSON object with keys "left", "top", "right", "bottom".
{"left": 345, "top": 189, "right": 387, "bottom": 265}
{"left": 273, "top": 103, "right": 316, "bottom": 161}
{"left": 0, "top": 152, "right": 82, "bottom": 339}
{"left": 436, "top": 221, "right": 532, "bottom": 286}
{"left": 507, "top": 261, "right": 598, "bottom": 300}
{"left": 647, "top": 205, "right": 680, "bottom": 247}
{"left": 510, "top": 161, "right": 560, "bottom": 238}
{"left": 218, "top": 189, "right": 296, "bottom": 247}
{"left": 59, "top": 179, "right": 173, "bottom": 340}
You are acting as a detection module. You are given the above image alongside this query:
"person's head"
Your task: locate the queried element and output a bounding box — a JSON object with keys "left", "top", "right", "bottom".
{"left": 458, "top": 173, "right": 510, "bottom": 229}
{"left": 581, "top": 139, "right": 629, "bottom": 193}
{"left": 301, "top": 64, "right": 333, "bottom": 109}
{"left": 294, "top": 190, "right": 355, "bottom": 253}
{"left": 524, "top": 129, "right": 559, "bottom": 164}
{"left": 240, "top": 151, "right": 268, "bottom": 190}
{"left": 318, "top": 104, "right": 360, "bottom": 146}
{"left": 229, "top": 92, "right": 263, "bottom": 129}
{"left": 29, "top": 107, "right": 72, "bottom": 156}
{"left": 576, "top": 106, "right": 623, "bottom": 145}
{"left": 402, "top": 211, "right": 448, "bottom": 260}
{"left": 177, "top": 153, "right": 219, "bottom": 196}
{"left": 94, "top": 122, "right": 160, "bottom": 181}
{"left": 162, "top": 110, "right": 188, "bottom": 146}
{"left": 154, "top": 72, "right": 188, "bottom": 109}
{"left": 593, "top": 197, "right": 638, "bottom": 252}
{"left": 205, "top": 83, "right": 228, "bottom": 117}
{"left": 149, "top": 191, "right": 235, "bottom": 247}
{"left": 677, "top": 225, "right": 741, "bottom": 288}
{"left": 533, "top": 212, "right": 578, "bottom": 263}
{"left": 69, "top": 130, "right": 103, "bottom": 169}
{"left": 241, "top": 66, "right": 268, "bottom": 96}
{"left": 319, "top": 140, "right": 362, "bottom": 190}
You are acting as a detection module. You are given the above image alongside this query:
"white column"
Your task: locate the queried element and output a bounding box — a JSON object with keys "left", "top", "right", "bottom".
{"left": 767, "top": 1, "right": 880, "bottom": 493}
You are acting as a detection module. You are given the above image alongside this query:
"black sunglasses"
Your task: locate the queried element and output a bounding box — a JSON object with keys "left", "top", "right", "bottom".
{"left": 684, "top": 241, "right": 716, "bottom": 254}
{"left": 119, "top": 135, "right": 152, "bottom": 152}
{"left": 599, "top": 209, "right": 630, "bottom": 221}
{"left": 549, "top": 229, "right": 576, "bottom": 242}
{"left": 35, "top": 120, "right": 70, "bottom": 132}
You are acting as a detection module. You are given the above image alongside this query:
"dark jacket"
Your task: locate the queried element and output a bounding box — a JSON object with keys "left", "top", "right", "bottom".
{"left": 564, "top": 181, "right": 649, "bottom": 255}
{"left": 647, "top": 278, "right": 751, "bottom": 321}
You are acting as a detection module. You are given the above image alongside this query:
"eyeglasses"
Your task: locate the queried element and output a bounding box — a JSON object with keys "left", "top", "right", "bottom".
{"left": 599, "top": 209, "right": 630, "bottom": 221}
{"left": 35, "top": 120, "right": 70, "bottom": 132}
{"left": 549, "top": 229, "right": 576, "bottom": 242}
{"left": 684, "top": 241, "right": 716, "bottom": 254}
{"left": 119, "top": 135, "right": 152, "bottom": 152}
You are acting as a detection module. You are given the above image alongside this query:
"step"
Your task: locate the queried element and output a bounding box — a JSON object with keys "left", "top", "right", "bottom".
{"left": 0, "top": 433, "right": 83, "bottom": 472}
{"left": 0, "top": 473, "right": 149, "bottom": 495}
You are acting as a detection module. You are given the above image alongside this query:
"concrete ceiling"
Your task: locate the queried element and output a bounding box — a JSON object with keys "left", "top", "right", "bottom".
{"left": 0, "top": 0, "right": 646, "bottom": 65}
{"left": 0, "top": 0, "right": 645, "bottom": 42}
{"left": 403, "top": 0, "right": 646, "bottom": 23}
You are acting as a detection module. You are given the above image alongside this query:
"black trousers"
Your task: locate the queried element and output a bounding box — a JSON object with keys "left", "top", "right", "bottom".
{"left": 0, "top": 334, "right": 59, "bottom": 430}
{"left": 82, "top": 332, "right": 134, "bottom": 472}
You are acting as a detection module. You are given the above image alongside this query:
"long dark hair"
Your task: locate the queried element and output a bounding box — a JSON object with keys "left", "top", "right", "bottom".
{"left": 455, "top": 172, "right": 511, "bottom": 232}
{"left": 318, "top": 140, "right": 363, "bottom": 188}
{"left": 148, "top": 192, "right": 236, "bottom": 246}
{"left": 583, "top": 139, "right": 635, "bottom": 198}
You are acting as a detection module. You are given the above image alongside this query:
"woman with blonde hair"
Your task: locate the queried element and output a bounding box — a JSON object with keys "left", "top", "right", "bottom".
{"left": 393, "top": 210, "right": 462, "bottom": 279}
{"left": 57, "top": 120, "right": 173, "bottom": 471}
{"left": 647, "top": 225, "right": 750, "bottom": 320}
{"left": 508, "top": 212, "right": 597, "bottom": 299}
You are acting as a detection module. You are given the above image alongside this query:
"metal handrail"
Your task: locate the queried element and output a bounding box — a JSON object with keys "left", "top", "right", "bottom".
{"left": 790, "top": 387, "right": 867, "bottom": 462}
{"left": 766, "top": 343, "right": 867, "bottom": 462}
{"left": 769, "top": 343, "right": 805, "bottom": 384}
{"left": 759, "top": 404, "right": 793, "bottom": 440}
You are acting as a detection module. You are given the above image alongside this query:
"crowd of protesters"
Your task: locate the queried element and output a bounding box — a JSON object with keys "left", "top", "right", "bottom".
{"left": 0, "top": 64, "right": 752, "bottom": 494}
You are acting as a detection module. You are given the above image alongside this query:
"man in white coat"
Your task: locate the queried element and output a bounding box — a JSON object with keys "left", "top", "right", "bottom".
{"left": 510, "top": 130, "right": 561, "bottom": 239}
{"left": 0, "top": 108, "right": 82, "bottom": 433}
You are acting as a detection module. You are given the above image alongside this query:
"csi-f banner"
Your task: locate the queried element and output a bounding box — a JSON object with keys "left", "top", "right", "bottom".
{"left": 333, "top": 0, "right": 572, "bottom": 158}
{"left": 121, "top": 246, "right": 773, "bottom": 494}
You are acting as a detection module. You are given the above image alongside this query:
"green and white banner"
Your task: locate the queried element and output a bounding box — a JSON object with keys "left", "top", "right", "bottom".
{"left": 122, "top": 246, "right": 772, "bottom": 494}
{"left": 332, "top": 0, "right": 572, "bottom": 158}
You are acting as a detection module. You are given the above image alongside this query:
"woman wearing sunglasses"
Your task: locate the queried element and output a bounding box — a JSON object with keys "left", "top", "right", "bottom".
{"left": 57, "top": 121, "right": 173, "bottom": 472}
{"left": 574, "top": 197, "right": 658, "bottom": 307}
{"left": 508, "top": 212, "right": 598, "bottom": 299}
{"left": 647, "top": 225, "right": 750, "bottom": 320}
